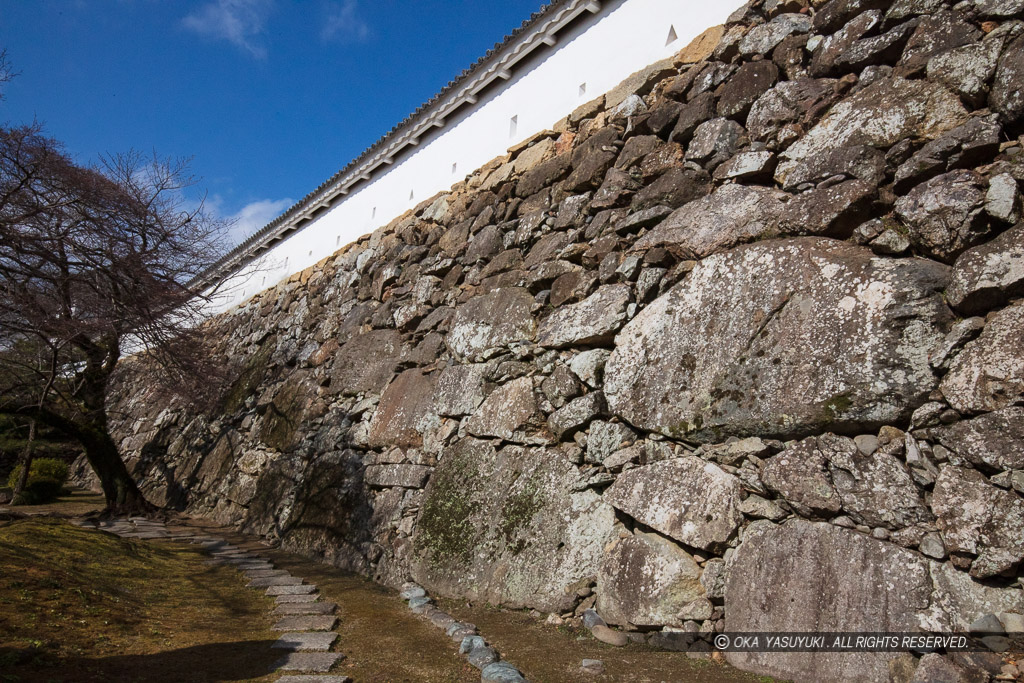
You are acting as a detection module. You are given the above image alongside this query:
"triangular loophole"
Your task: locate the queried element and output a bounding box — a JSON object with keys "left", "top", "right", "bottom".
{"left": 666, "top": 25, "right": 678, "bottom": 46}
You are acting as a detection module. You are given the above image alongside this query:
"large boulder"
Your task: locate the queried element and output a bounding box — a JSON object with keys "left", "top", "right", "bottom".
{"left": 941, "top": 299, "right": 1024, "bottom": 413}
{"left": 776, "top": 77, "right": 968, "bottom": 188}
{"left": 991, "top": 33, "right": 1024, "bottom": 123}
{"left": 537, "top": 285, "right": 632, "bottom": 348}
{"left": 726, "top": 520, "right": 933, "bottom": 683}
{"left": 596, "top": 530, "right": 708, "bottom": 627}
{"left": 928, "top": 407, "right": 1024, "bottom": 471}
{"left": 632, "top": 184, "right": 790, "bottom": 259}
{"left": 465, "top": 377, "right": 541, "bottom": 441}
{"left": 410, "top": 439, "right": 615, "bottom": 612}
{"left": 894, "top": 169, "right": 991, "bottom": 262}
{"left": 446, "top": 288, "right": 536, "bottom": 361}
{"left": 329, "top": 329, "right": 406, "bottom": 396}
{"left": 933, "top": 466, "right": 1024, "bottom": 578}
{"left": 760, "top": 438, "right": 842, "bottom": 518}
{"left": 606, "top": 238, "right": 952, "bottom": 442}
{"left": 367, "top": 369, "right": 439, "bottom": 448}
{"left": 946, "top": 222, "right": 1024, "bottom": 315}
{"left": 761, "top": 434, "right": 929, "bottom": 529}
{"left": 603, "top": 457, "right": 743, "bottom": 551}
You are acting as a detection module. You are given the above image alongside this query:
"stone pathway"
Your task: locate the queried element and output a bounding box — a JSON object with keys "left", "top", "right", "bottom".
{"left": 78, "top": 517, "right": 351, "bottom": 682}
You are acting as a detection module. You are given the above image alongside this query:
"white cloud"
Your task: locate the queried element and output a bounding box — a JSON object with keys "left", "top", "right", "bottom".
{"left": 182, "top": 0, "right": 274, "bottom": 58}
{"left": 321, "top": 0, "right": 370, "bottom": 43}
{"left": 221, "top": 198, "right": 294, "bottom": 246}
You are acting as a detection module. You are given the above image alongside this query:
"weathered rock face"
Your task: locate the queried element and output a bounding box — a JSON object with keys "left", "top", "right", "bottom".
{"left": 633, "top": 184, "right": 790, "bottom": 258}
{"left": 928, "top": 407, "right": 1024, "bottom": 471}
{"left": 761, "top": 433, "right": 929, "bottom": 529}
{"left": 775, "top": 77, "right": 968, "bottom": 187}
{"left": 606, "top": 238, "right": 951, "bottom": 442}
{"left": 941, "top": 299, "right": 1024, "bottom": 413}
{"left": 603, "top": 457, "right": 743, "bottom": 551}
{"left": 726, "top": 520, "right": 933, "bottom": 683}
{"left": 446, "top": 288, "right": 536, "bottom": 361}
{"left": 99, "top": 3, "right": 1024, "bottom": 682}
{"left": 409, "top": 438, "right": 615, "bottom": 612}
{"left": 947, "top": 222, "right": 1024, "bottom": 315}
{"left": 596, "top": 530, "right": 707, "bottom": 627}
{"left": 894, "top": 169, "right": 991, "bottom": 262}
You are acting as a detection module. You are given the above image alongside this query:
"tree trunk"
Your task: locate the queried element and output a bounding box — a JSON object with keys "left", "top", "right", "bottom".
{"left": 72, "top": 349, "right": 154, "bottom": 515}
{"left": 11, "top": 420, "right": 35, "bottom": 501}
{"left": 79, "top": 424, "right": 153, "bottom": 514}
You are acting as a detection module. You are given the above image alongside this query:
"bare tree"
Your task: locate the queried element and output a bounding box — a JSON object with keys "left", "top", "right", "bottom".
{"left": 0, "top": 124, "right": 229, "bottom": 513}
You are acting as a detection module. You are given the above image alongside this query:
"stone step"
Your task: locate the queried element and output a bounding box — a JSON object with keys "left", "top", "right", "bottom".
{"left": 272, "top": 632, "right": 338, "bottom": 652}
{"left": 274, "top": 652, "right": 345, "bottom": 673}
{"left": 273, "top": 602, "right": 337, "bottom": 616}
{"left": 242, "top": 569, "right": 289, "bottom": 579}
{"left": 248, "top": 575, "right": 303, "bottom": 588}
{"left": 273, "top": 616, "right": 339, "bottom": 631}
{"left": 267, "top": 584, "right": 317, "bottom": 596}
{"left": 276, "top": 593, "right": 320, "bottom": 604}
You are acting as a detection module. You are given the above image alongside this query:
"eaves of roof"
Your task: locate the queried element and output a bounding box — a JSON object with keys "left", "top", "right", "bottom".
{"left": 197, "top": 0, "right": 604, "bottom": 289}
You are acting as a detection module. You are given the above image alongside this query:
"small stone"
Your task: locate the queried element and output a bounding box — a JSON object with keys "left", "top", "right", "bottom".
{"left": 581, "top": 608, "right": 606, "bottom": 630}
{"left": 581, "top": 659, "right": 605, "bottom": 675}
{"left": 591, "top": 624, "right": 629, "bottom": 647}
{"left": 738, "top": 495, "right": 788, "bottom": 522}
{"left": 853, "top": 434, "right": 879, "bottom": 456}
{"left": 400, "top": 586, "right": 426, "bottom": 600}
{"left": 919, "top": 532, "right": 947, "bottom": 560}
{"left": 569, "top": 349, "right": 611, "bottom": 388}
{"left": 460, "top": 636, "right": 486, "bottom": 654}
{"left": 276, "top": 676, "right": 351, "bottom": 683}
{"left": 998, "top": 612, "right": 1024, "bottom": 633}
{"left": 970, "top": 613, "right": 1007, "bottom": 635}
{"left": 467, "top": 646, "right": 499, "bottom": 669}
{"left": 408, "top": 596, "right": 432, "bottom": 610}
{"left": 870, "top": 229, "right": 911, "bottom": 255}
{"left": 481, "top": 661, "right": 527, "bottom": 683}
{"left": 548, "top": 393, "right": 606, "bottom": 440}
{"left": 987, "top": 173, "right": 1022, "bottom": 224}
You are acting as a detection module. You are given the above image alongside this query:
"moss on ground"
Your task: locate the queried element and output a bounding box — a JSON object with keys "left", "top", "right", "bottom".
{"left": 0, "top": 517, "right": 279, "bottom": 682}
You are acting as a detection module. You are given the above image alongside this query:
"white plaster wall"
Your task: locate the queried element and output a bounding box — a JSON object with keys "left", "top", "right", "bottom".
{"left": 210, "top": 0, "right": 743, "bottom": 313}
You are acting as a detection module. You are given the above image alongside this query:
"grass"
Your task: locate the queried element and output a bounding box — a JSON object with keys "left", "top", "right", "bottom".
{"left": 0, "top": 518, "right": 279, "bottom": 683}
{"left": 0, "top": 489, "right": 105, "bottom": 518}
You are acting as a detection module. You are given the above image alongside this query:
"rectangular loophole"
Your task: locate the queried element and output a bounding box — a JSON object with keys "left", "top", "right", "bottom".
{"left": 509, "top": 115, "right": 518, "bottom": 139}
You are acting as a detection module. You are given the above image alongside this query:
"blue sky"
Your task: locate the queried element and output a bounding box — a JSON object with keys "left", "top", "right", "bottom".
{"left": 0, "top": 0, "right": 545, "bottom": 243}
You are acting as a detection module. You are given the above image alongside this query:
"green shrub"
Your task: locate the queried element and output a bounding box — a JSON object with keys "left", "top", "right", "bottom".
{"left": 7, "top": 458, "right": 69, "bottom": 505}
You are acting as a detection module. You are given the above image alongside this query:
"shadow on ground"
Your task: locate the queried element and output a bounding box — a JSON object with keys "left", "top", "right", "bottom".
{"left": 0, "top": 640, "right": 281, "bottom": 683}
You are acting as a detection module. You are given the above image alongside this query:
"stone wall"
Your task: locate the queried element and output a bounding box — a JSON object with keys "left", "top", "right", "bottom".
{"left": 103, "top": 0, "right": 1024, "bottom": 680}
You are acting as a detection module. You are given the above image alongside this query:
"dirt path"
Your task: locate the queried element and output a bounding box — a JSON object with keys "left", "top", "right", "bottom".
{"left": 4, "top": 494, "right": 777, "bottom": 682}
{"left": 172, "top": 519, "right": 479, "bottom": 683}
{"left": 441, "top": 601, "right": 776, "bottom": 683}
